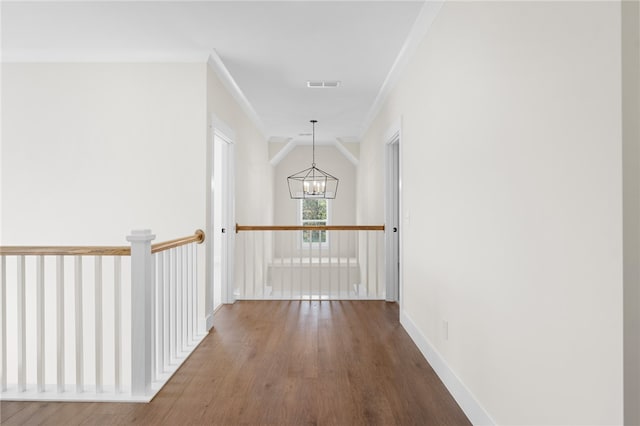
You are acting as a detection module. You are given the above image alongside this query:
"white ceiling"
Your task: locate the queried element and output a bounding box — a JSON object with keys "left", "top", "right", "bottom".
{"left": 1, "top": 1, "right": 426, "bottom": 144}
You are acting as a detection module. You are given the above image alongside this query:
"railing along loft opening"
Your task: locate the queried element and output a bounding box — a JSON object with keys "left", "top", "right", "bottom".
{"left": 235, "top": 225, "right": 385, "bottom": 300}
{"left": 0, "top": 229, "right": 205, "bottom": 402}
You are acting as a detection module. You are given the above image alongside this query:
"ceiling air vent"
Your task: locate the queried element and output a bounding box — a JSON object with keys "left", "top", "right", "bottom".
{"left": 307, "top": 80, "right": 341, "bottom": 88}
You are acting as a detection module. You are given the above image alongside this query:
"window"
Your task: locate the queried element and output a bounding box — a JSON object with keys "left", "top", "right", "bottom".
{"left": 300, "top": 199, "right": 329, "bottom": 246}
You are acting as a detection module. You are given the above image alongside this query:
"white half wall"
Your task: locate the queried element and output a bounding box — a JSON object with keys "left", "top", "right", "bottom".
{"left": 358, "top": 2, "right": 624, "bottom": 424}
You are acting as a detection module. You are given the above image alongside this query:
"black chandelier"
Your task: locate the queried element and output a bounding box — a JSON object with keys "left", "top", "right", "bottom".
{"left": 287, "top": 120, "right": 339, "bottom": 199}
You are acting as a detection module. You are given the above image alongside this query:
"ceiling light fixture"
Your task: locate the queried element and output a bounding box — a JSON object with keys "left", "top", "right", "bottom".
{"left": 287, "top": 120, "right": 339, "bottom": 199}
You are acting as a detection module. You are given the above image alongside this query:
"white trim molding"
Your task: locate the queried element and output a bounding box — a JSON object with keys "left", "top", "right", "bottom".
{"left": 1, "top": 50, "right": 210, "bottom": 64}
{"left": 210, "top": 113, "right": 236, "bottom": 141}
{"left": 205, "top": 314, "right": 214, "bottom": 332}
{"left": 400, "top": 309, "right": 495, "bottom": 426}
{"left": 207, "top": 51, "right": 266, "bottom": 139}
{"left": 384, "top": 118, "right": 401, "bottom": 303}
{"left": 359, "top": 0, "right": 444, "bottom": 139}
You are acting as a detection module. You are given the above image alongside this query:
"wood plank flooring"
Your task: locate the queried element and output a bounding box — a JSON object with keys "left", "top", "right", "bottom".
{"left": 1, "top": 301, "right": 470, "bottom": 425}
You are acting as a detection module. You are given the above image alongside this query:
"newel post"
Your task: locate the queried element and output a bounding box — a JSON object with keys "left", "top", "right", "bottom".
{"left": 127, "top": 229, "right": 156, "bottom": 397}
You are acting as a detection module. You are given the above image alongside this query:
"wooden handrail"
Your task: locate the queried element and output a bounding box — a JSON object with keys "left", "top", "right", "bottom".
{"left": 0, "top": 246, "right": 131, "bottom": 256}
{"left": 235, "top": 224, "right": 384, "bottom": 232}
{"left": 0, "top": 229, "right": 205, "bottom": 256}
{"left": 151, "top": 229, "right": 205, "bottom": 253}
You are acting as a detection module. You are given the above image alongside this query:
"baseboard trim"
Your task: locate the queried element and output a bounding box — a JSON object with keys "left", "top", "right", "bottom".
{"left": 399, "top": 310, "right": 495, "bottom": 426}
{"left": 205, "top": 313, "right": 214, "bottom": 331}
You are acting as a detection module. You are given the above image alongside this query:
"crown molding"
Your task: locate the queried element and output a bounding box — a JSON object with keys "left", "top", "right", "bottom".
{"left": 358, "top": 0, "right": 444, "bottom": 140}
{"left": 0, "top": 49, "right": 210, "bottom": 63}
{"left": 206, "top": 51, "right": 267, "bottom": 139}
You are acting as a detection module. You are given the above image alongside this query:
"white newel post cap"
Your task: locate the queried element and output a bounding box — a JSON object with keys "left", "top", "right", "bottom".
{"left": 126, "top": 229, "right": 156, "bottom": 243}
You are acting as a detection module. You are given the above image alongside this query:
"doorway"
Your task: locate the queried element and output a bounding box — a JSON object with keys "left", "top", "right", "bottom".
{"left": 207, "top": 116, "right": 235, "bottom": 330}
{"left": 385, "top": 122, "right": 401, "bottom": 303}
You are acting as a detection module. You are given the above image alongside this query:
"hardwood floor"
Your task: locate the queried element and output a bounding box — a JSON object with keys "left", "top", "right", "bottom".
{"left": 1, "top": 301, "right": 470, "bottom": 425}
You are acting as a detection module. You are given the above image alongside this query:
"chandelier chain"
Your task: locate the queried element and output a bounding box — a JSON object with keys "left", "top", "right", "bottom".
{"left": 311, "top": 119, "right": 317, "bottom": 167}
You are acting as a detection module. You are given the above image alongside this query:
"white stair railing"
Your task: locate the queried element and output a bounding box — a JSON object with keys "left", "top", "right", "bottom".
{"left": 235, "top": 225, "right": 385, "bottom": 300}
{"left": 0, "top": 229, "right": 205, "bottom": 402}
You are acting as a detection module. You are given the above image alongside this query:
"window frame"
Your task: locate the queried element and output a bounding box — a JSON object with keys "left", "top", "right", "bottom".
{"left": 298, "top": 198, "right": 330, "bottom": 249}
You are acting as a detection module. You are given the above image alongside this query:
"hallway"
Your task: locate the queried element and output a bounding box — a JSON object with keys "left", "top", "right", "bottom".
{"left": 1, "top": 301, "right": 470, "bottom": 425}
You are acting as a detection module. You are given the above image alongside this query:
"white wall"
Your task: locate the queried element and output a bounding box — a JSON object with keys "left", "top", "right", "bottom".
{"left": 358, "top": 2, "right": 624, "bottom": 424}
{"left": 622, "top": 1, "right": 640, "bottom": 424}
{"left": 356, "top": 132, "right": 384, "bottom": 226}
{"left": 1, "top": 63, "right": 207, "bottom": 245}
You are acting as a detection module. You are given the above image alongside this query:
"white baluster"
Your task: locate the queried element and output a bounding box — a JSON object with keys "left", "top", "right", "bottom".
{"left": 191, "top": 243, "right": 196, "bottom": 340}
{"left": 1, "top": 256, "right": 6, "bottom": 391}
{"left": 328, "top": 231, "right": 333, "bottom": 299}
{"left": 375, "top": 232, "right": 380, "bottom": 298}
{"left": 252, "top": 233, "right": 257, "bottom": 298}
{"left": 163, "top": 251, "right": 170, "bottom": 369}
{"left": 114, "top": 256, "right": 121, "bottom": 393}
{"left": 194, "top": 244, "right": 198, "bottom": 336}
{"left": 150, "top": 254, "right": 156, "bottom": 382}
{"left": 300, "top": 233, "right": 304, "bottom": 299}
{"left": 74, "top": 256, "right": 83, "bottom": 393}
{"left": 347, "top": 234, "right": 351, "bottom": 298}
{"left": 243, "top": 234, "right": 247, "bottom": 298}
{"left": 365, "top": 231, "right": 370, "bottom": 298}
{"left": 355, "top": 231, "right": 360, "bottom": 299}
{"left": 318, "top": 236, "right": 322, "bottom": 300}
{"left": 278, "top": 232, "right": 283, "bottom": 299}
{"left": 17, "top": 255, "right": 26, "bottom": 392}
{"left": 309, "top": 236, "right": 314, "bottom": 299}
{"left": 95, "top": 256, "right": 102, "bottom": 393}
{"left": 156, "top": 253, "right": 164, "bottom": 375}
{"left": 195, "top": 244, "right": 199, "bottom": 336}
{"left": 261, "top": 232, "right": 266, "bottom": 298}
{"left": 289, "top": 232, "right": 294, "bottom": 299}
{"left": 176, "top": 246, "right": 182, "bottom": 354}
{"left": 170, "top": 248, "right": 176, "bottom": 363}
{"left": 184, "top": 247, "right": 190, "bottom": 344}
{"left": 187, "top": 244, "right": 192, "bottom": 343}
{"left": 182, "top": 246, "right": 187, "bottom": 348}
{"left": 56, "top": 256, "right": 65, "bottom": 393}
{"left": 37, "top": 256, "right": 45, "bottom": 392}
{"left": 337, "top": 232, "right": 342, "bottom": 298}
{"left": 127, "top": 229, "right": 155, "bottom": 397}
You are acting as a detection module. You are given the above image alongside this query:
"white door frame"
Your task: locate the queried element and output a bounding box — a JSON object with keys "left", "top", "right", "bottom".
{"left": 384, "top": 118, "right": 402, "bottom": 303}
{"left": 205, "top": 114, "right": 236, "bottom": 331}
